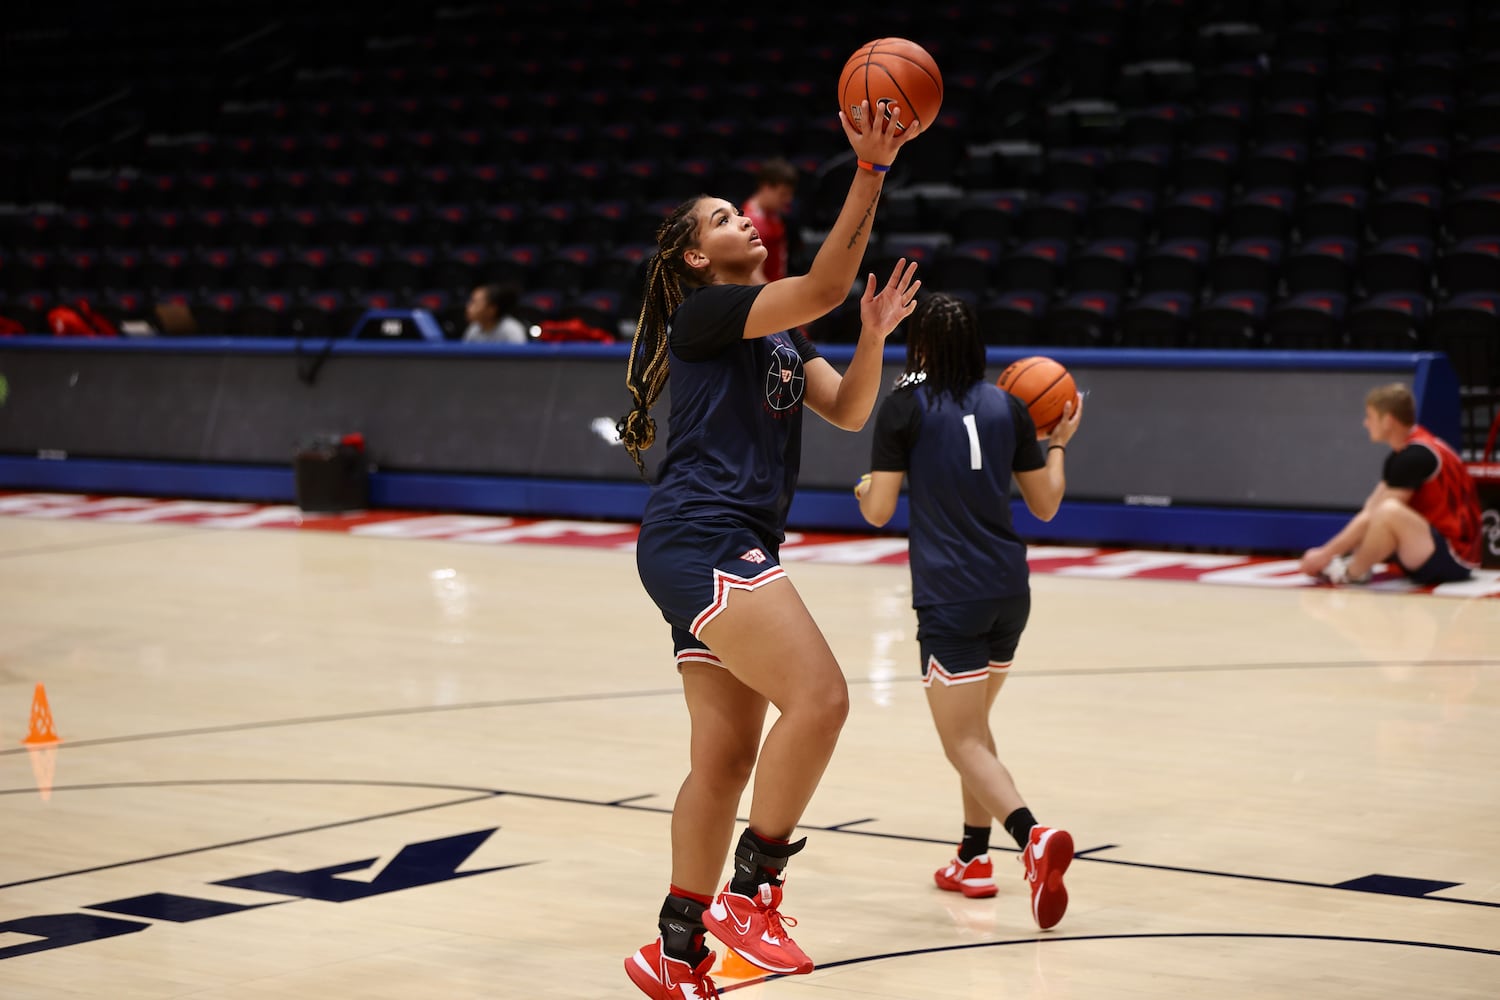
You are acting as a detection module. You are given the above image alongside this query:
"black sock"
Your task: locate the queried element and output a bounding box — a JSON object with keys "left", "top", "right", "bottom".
{"left": 958, "top": 824, "right": 991, "bottom": 862}
{"left": 658, "top": 894, "right": 709, "bottom": 964}
{"left": 1003, "top": 807, "right": 1038, "bottom": 849}
{"left": 728, "top": 828, "right": 805, "bottom": 897}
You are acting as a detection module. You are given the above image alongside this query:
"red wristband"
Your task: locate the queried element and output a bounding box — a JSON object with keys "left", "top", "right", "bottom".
{"left": 857, "top": 159, "right": 891, "bottom": 173}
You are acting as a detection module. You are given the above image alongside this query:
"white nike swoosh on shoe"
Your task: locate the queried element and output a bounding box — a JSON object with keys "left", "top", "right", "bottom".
{"left": 667, "top": 970, "right": 703, "bottom": 1000}
{"left": 1034, "top": 830, "right": 1052, "bottom": 860}
{"left": 663, "top": 958, "right": 708, "bottom": 996}
{"left": 712, "top": 900, "right": 753, "bottom": 936}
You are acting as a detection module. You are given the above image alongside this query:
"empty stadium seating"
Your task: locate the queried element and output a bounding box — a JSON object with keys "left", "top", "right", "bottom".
{"left": 1, "top": 0, "right": 1498, "bottom": 446}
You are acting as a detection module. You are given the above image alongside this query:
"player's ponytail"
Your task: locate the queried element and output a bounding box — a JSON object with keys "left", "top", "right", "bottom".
{"left": 620, "top": 196, "right": 708, "bottom": 478}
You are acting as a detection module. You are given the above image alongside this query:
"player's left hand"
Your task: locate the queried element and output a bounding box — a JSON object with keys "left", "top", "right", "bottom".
{"left": 1048, "top": 394, "right": 1083, "bottom": 447}
{"left": 1299, "top": 546, "right": 1333, "bottom": 576}
{"left": 860, "top": 257, "right": 921, "bottom": 339}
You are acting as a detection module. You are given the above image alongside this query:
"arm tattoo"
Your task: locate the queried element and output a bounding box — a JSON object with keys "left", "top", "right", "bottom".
{"left": 846, "top": 190, "right": 881, "bottom": 249}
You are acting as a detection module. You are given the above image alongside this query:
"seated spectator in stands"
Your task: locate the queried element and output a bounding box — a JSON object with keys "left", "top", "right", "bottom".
{"left": 462, "top": 283, "right": 528, "bottom": 343}
{"left": 742, "top": 158, "right": 798, "bottom": 285}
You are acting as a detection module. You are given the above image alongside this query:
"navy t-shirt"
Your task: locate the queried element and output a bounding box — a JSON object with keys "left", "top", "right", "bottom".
{"left": 640, "top": 283, "right": 822, "bottom": 542}
{"left": 870, "top": 376, "right": 1046, "bottom": 606}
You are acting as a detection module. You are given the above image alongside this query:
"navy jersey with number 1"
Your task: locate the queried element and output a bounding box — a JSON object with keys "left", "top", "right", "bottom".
{"left": 870, "top": 376, "right": 1047, "bottom": 607}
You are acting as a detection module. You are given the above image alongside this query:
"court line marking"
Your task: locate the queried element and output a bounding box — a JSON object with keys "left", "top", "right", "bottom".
{"left": 0, "top": 781, "right": 498, "bottom": 891}
{"left": 717, "top": 932, "right": 1500, "bottom": 991}
{"left": 1023, "top": 658, "right": 1499, "bottom": 679}
{"left": 2, "top": 658, "right": 1493, "bottom": 761}
{"left": 0, "top": 689, "right": 685, "bottom": 758}
{"left": 2, "top": 778, "right": 1496, "bottom": 912}
{"left": 0, "top": 527, "right": 197, "bottom": 561}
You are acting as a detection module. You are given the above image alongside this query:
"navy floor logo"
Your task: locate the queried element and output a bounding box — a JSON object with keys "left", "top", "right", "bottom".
{"left": 764, "top": 342, "right": 805, "bottom": 412}
{"left": 0, "top": 828, "right": 526, "bottom": 961}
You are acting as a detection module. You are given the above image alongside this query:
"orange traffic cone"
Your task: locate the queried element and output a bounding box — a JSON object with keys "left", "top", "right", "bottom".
{"left": 715, "top": 949, "right": 764, "bottom": 980}
{"left": 22, "top": 683, "right": 61, "bottom": 746}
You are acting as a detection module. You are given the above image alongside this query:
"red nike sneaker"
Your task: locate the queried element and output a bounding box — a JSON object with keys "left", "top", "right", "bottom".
{"left": 625, "top": 937, "right": 720, "bottom": 999}
{"left": 934, "top": 853, "right": 999, "bottom": 898}
{"left": 1022, "top": 826, "right": 1074, "bottom": 930}
{"left": 702, "top": 882, "right": 814, "bottom": 975}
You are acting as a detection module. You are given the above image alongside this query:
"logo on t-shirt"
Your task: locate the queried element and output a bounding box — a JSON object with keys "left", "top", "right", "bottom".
{"left": 765, "top": 342, "right": 805, "bottom": 412}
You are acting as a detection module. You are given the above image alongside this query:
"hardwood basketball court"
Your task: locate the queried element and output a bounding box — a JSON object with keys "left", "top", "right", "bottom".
{"left": 2, "top": 498, "right": 1497, "bottom": 998}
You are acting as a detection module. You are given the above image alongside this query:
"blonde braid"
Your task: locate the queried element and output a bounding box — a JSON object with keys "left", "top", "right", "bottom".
{"left": 619, "top": 196, "right": 706, "bottom": 478}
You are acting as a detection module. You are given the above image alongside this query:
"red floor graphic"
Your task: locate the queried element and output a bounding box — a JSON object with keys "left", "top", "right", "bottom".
{"left": 4, "top": 491, "right": 1497, "bottom": 598}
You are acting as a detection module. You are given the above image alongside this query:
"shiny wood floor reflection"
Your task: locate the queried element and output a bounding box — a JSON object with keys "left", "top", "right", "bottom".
{"left": 2, "top": 514, "right": 1498, "bottom": 999}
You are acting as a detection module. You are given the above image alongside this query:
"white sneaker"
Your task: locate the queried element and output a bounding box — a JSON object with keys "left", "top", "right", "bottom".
{"left": 1323, "top": 556, "right": 1370, "bottom": 585}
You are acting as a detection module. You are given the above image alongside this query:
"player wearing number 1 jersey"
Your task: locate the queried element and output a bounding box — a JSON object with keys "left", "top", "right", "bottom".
{"left": 855, "top": 293, "right": 1083, "bottom": 930}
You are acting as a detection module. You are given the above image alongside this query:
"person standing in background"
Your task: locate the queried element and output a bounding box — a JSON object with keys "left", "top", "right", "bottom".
{"left": 742, "top": 158, "right": 798, "bottom": 285}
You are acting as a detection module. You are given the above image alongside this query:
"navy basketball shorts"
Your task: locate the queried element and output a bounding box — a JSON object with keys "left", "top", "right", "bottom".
{"left": 636, "top": 517, "right": 787, "bottom": 670}
{"left": 915, "top": 593, "right": 1032, "bottom": 687}
{"left": 1399, "top": 524, "right": 1474, "bottom": 585}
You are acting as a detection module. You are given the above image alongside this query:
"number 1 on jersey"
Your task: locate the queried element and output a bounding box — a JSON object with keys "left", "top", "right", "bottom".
{"left": 962, "top": 413, "right": 982, "bottom": 470}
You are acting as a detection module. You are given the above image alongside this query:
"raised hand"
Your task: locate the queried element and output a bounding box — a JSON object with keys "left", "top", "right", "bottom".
{"left": 860, "top": 258, "right": 921, "bottom": 338}
{"left": 839, "top": 100, "right": 922, "bottom": 167}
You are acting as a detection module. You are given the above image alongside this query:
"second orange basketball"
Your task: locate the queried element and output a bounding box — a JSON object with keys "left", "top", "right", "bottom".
{"left": 838, "top": 38, "right": 942, "bottom": 136}
{"left": 997, "top": 356, "right": 1077, "bottom": 436}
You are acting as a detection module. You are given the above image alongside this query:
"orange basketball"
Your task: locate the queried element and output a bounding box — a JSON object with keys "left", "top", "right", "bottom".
{"left": 837, "top": 37, "right": 943, "bottom": 136}
{"left": 997, "top": 356, "right": 1077, "bottom": 435}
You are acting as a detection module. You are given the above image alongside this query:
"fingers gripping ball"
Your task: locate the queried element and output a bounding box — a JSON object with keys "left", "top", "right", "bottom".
{"left": 997, "top": 356, "right": 1076, "bottom": 436}
{"left": 838, "top": 38, "right": 943, "bottom": 135}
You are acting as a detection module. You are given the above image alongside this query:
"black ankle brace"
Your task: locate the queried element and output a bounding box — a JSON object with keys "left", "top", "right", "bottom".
{"left": 729, "top": 830, "right": 807, "bottom": 896}
{"left": 659, "top": 894, "right": 708, "bottom": 962}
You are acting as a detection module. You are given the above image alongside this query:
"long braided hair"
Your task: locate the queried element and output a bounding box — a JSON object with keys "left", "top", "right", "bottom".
{"left": 618, "top": 195, "right": 710, "bottom": 478}
{"left": 905, "top": 293, "right": 986, "bottom": 409}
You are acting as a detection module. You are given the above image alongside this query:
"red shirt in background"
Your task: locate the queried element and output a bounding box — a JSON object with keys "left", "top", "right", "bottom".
{"left": 1393, "top": 425, "right": 1484, "bottom": 566}
{"left": 742, "top": 198, "right": 788, "bottom": 283}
